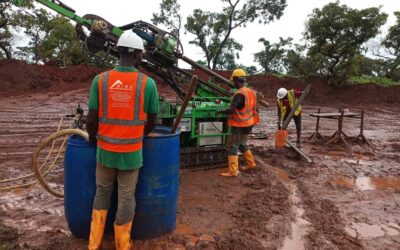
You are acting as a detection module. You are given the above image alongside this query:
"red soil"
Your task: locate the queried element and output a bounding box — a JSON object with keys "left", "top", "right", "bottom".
{"left": 1, "top": 60, "right": 399, "bottom": 106}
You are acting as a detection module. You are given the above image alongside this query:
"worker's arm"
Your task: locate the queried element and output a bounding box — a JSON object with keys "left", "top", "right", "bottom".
{"left": 143, "top": 77, "right": 159, "bottom": 135}
{"left": 86, "top": 109, "right": 99, "bottom": 144}
{"left": 144, "top": 113, "right": 157, "bottom": 135}
{"left": 277, "top": 102, "right": 282, "bottom": 130}
{"left": 86, "top": 75, "right": 100, "bottom": 144}
{"left": 217, "top": 94, "right": 244, "bottom": 114}
{"left": 294, "top": 89, "right": 303, "bottom": 98}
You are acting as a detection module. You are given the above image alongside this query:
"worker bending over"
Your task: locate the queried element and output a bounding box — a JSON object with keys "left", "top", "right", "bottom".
{"left": 86, "top": 31, "right": 159, "bottom": 250}
{"left": 217, "top": 68, "right": 260, "bottom": 177}
{"left": 276, "top": 87, "right": 302, "bottom": 146}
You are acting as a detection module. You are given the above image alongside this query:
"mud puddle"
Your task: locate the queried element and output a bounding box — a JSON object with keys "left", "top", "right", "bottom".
{"left": 257, "top": 158, "right": 312, "bottom": 250}
{"left": 333, "top": 176, "right": 400, "bottom": 191}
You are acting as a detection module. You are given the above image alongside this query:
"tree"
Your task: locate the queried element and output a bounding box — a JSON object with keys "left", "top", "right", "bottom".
{"left": 352, "top": 55, "right": 388, "bottom": 77}
{"left": 254, "top": 37, "right": 292, "bottom": 74}
{"left": 304, "top": 1, "right": 387, "bottom": 85}
{"left": 381, "top": 11, "right": 400, "bottom": 80}
{"left": 185, "top": 0, "right": 287, "bottom": 69}
{"left": 39, "top": 15, "right": 86, "bottom": 66}
{"left": 0, "top": 2, "right": 12, "bottom": 59}
{"left": 152, "top": 0, "right": 182, "bottom": 41}
{"left": 284, "top": 47, "right": 327, "bottom": 77}
{"left": 14, "top": 8, "right": 54, "bottom": 63}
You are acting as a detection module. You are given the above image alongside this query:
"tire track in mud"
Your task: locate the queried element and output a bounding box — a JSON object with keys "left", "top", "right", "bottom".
{"left": 0, "top": 90, "right": 89, "bottom": 248}
{"left": 252, "top": 146, "right": 366, "bottom": 250}
{"left": 210, "top": 157, "right": 292, "bottom": 250}
{"left": 298, "top": 182, "right": 364, "bottom": 250}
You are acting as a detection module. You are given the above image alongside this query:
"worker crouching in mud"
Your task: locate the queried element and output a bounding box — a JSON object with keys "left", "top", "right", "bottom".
{"left": 86, "top": 31, "right": 159, "bottom": 250}
{"left": 217, "top": 68, "right": 260, "bottom": 177}
{"left": 276, "top": 87, "right": 302, "bottom": 147}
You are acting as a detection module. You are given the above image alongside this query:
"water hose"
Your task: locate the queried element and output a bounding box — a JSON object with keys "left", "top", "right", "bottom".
{"left": 0, "top": 117, "right": 69, "bottom": 191}
{"left": 0, "top": 117, "right": 65, "bottom": 185}
{"left": 32, "top": 129, "right": 89, "bottom": 198}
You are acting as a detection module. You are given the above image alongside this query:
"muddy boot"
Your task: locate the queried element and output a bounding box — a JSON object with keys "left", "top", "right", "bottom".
{"left": 241, "top": 150, "right": 256, "bottom": 171}
{"left": 88, "top": 209, "right": 108, "bottom": 250}
{"left": 114, "top": 221, "right": 133, "bottom": 250}
{"left": 220, "top": 155, "right": 239, "bottom": 177}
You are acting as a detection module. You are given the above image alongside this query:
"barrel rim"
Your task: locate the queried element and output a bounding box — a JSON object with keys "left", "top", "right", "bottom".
{"left": 145, "top": 126, "right": 180, "bottom": 138}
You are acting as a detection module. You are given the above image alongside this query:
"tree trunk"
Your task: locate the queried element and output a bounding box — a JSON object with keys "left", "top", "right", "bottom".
{"left": 0, "top": 42, "right": 11, "bottom": 59}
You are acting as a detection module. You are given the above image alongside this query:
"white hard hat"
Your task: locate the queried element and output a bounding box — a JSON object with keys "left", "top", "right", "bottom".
{"left": 116, "top": 31, "right": 144, "bottom": 51}
{"left": 277, "top": 88, "right": 288, "bottom": 99}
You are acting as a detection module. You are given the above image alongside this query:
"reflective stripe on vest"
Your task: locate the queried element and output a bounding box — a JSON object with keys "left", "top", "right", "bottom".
{"left": 97, "top": 70, "right": 147, "bottom": 153}
{"left": 277, "top": 90, "right": 301, "bottom": 120}
{"left": 228, "top": 87, "right": 260, "bottom": 127}
{"left": 98, "top": 134, "right": 143, "bottom": 145}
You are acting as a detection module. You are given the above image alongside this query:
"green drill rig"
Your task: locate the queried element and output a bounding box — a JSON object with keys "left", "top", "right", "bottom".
{"left": 4, "top": 0, "right": 269, "bottom": 167}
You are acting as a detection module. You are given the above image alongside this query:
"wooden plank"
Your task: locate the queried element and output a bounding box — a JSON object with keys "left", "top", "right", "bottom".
{"left": 309, "top": 112, "right": 360, "bottom": 118}
{"left": 285, "top": 139, "right": 313, "bottom": 163}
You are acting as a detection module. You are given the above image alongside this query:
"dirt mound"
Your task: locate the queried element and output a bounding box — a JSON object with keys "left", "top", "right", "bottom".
{"left": 0, "top": 59, "right": 100, "bottom": 97}
{"left": 2, "top": 59, "right": 399, "bottom": 105}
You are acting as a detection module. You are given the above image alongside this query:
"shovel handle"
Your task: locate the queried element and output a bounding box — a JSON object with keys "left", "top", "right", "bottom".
{"left": 171, "top": 75, "right": 198, "bottom": 134}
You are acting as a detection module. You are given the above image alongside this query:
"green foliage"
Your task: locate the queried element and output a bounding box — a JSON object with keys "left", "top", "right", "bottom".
{"left": 350, "top": 76, "right": 400, "bottom": 86}
{"left": 254, "top": 37, "right": 292, "bottom": 74}
{"left": 152, "top": 0, "right": 182, "bottom": 40}
{"left": 281, "top": 44, "right": 326, "bottom": 77}
{"left": 352, "top": 55, "right": 389, "bottom": 77}
{"left": 381, "top": 11, "right": 400, "bottom": 80}
{"left": 1, "top": 2, "right": 111, "bottom": 67}
{"left": 185, "top": 0, "right": 287, "bottom": 69}
{"left": 0, "top": 8, "right": 12, "bottom": 59}
{"left": 39, "top": 15, "right": 86, "bottom": 66}
{"left": 304, "top": 1, "right": 388, "bottom": 86}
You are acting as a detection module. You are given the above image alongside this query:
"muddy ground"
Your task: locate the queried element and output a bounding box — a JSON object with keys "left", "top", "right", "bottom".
{"left": 0, "top": 61, "right": 400, "bottom": 249}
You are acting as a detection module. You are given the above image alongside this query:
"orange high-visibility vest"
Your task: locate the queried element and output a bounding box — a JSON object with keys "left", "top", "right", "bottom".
{"left": 98, "top": 70, "right": 147, "bottom": 153}
{"left": 277, "top": 89, "right": 301, "bottom": 120}
{"left": 228, "top": 86, "right": 260, "bottom": 127}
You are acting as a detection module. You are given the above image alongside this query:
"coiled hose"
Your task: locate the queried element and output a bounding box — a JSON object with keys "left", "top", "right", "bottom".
{"left": 32, "top": 129, "right": 89, "bottom": 198}
{"left": 0, "top": 117, "right": 67, "bottom": 191}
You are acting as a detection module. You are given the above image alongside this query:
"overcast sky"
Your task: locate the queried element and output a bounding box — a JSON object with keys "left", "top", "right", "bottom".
{"left": 52, "top": 1, "right": 400, "bottom": 67}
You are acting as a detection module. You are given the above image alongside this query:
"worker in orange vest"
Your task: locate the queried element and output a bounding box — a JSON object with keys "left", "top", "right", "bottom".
{"left": 86, "top": 31, "right": 159, "bottom": 250}
{"left": 217, "top": 68, "right": 260, "bottom": 177}
{"left": 277, "top": 87, "right": 302, "bottom": 146}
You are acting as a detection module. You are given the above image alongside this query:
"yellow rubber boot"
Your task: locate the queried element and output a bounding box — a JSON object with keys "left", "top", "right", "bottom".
{"left": 242, "top": 150, "right": 256, "bottom": 171}
{"left": 88, "top": 209, "right": 108, "bottom": 250}
{"left": 114, "top": 222, "right": 133, "bottom": 250}
{"left": 220, "top": 155, "right": 239, "bottom": 177}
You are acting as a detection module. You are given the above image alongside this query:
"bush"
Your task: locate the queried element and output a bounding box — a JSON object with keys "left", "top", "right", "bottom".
{"left": 350, "top": 76, "right": 400, "bottom": 86}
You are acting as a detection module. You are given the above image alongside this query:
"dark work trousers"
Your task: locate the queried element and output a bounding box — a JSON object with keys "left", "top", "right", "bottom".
{"left": 226, "top": 126, "right": 252, "bottom": 156}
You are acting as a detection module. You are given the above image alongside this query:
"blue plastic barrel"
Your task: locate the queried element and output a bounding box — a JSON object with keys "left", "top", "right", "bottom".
{"left": 132, "top": 127, "right": 180, "bottom": 240}
{"left": 64, "top": 127, "right": 180, "bottom": 240}
{"left": 64, "top": 135, "right": 116, "bottom": 239}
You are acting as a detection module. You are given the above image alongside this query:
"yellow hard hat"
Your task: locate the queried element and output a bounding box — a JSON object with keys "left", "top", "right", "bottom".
{"left": 230, "top": 68, "right": 246, "bottom": 81}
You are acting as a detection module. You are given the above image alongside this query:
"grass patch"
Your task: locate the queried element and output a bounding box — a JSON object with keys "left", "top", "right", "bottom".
{"left": 351, "top": 76, "right": 400, "bottom": 86}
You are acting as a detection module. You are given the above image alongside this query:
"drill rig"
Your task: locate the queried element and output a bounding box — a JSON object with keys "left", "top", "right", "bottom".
{"left": 5, "top": 0, "right": 269, "bottom": 167}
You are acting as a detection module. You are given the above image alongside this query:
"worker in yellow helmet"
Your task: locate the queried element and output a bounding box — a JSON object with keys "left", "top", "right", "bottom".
{"left": 216, "top": 68, "right": 260, "bottom": 177}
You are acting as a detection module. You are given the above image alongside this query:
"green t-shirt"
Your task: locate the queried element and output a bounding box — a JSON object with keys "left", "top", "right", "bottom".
{"left": 88, "top": 66, "right": 159, "bottom": 170}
